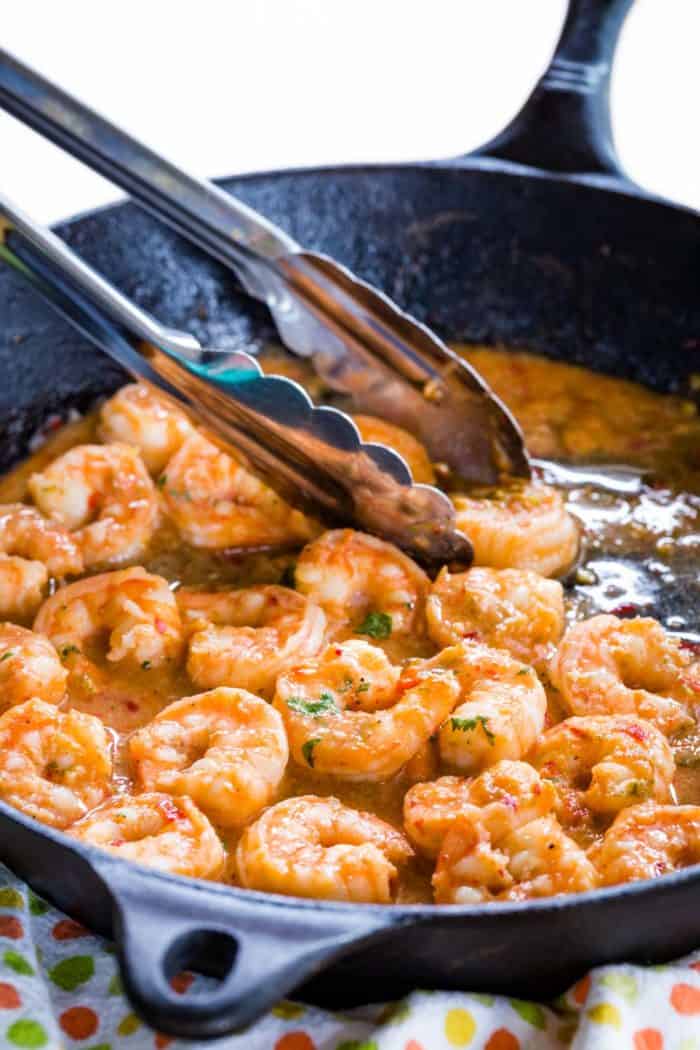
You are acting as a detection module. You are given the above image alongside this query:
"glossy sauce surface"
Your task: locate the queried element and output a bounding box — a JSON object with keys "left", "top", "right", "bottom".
{"left": 1, "top": 348, "right": 698, "bottom": 903}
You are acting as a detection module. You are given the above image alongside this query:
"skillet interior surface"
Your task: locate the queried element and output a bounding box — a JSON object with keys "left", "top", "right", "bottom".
{"left": 0, "top": 161, "right": 699, "bottom": 1037}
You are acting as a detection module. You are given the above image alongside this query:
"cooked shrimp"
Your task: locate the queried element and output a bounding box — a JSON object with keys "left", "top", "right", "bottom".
{"left": 549, "top": 614, "right": 700, "bottom": 736}
{"left": 0, "top": 504, "right": 83, "bottom": 618}
{"left": 236, "top": 794, "right": 413, "bottom": 902}
{"left": 0, "top": 699, "right": 112, "bottom": 828}
{"left": 129, "top": 687, "right": 288, "bottom": 827}
{"left": 98, "top": 383, "right": 194, "bottom": 474}
{"left": 452, "top": 479, "right": 580, "bottom": 577}
{"left": 274, "top": 639, "right": 459, "bottom": 781}
{"left": 433, "top": 642, "right": 546, "bottom": 773}
{"left": 590, "top": 803, "right": 700, "bottom": 886}
{"left": 177, "top": 585, "right": 326, "bottom": 696}
{"left": 403, "top": 761, "right": 556, "bottom": 858}
{"left": 352, "top": 415, "right": 436, "bottom": 485}
{"left": 0, "top": 623, "right": 67, "bottom": 709}
{"left": 161, "top": 431, "right": 318, "bottom": 549}
{"left": 427, "top": 566, "right": 564, "bottom": 668}
{"left": 295, "top": 529, "right": 429, "bottom": 648}
{"left": 533, "top": 715, "right": 675, "bottom": 828}
{"left": 34, "top": 567, "right": 183, "bottom": 670}
{"left": 434, "top": 814, "right": 597, "bottom": 903}
{"left": 29, "top": 443, "right": 159, "bottom": 567}
{"left": 68, "top": 792, "right": 225, "bottom": 880}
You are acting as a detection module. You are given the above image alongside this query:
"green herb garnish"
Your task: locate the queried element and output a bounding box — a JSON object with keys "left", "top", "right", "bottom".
{"left": 449, "top": 715, "right": 495, "bottom": 745}
{"left": 356, "top": 611, "right": 392, "bottom": 640}
{"left": 156, "top": 474, "right": 167, "bottom": 489}
{"left": 141, "top": 660, "right": 152, "bottom": 671}
{"left": 0, "top": 651, "right": 14, "bottom": 662}
{"left": 59, "top": 645, "right": 80, "bottom": 660}
{"left": 287, "top": 693, "right": 338, "bottom": 718}
{"left": 302, "top": 738, "right": 321, "bottom": 768}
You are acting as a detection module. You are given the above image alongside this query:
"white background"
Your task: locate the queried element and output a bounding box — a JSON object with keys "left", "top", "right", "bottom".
{"left": 2, "top": 0, "right": 699, "bottom": 225}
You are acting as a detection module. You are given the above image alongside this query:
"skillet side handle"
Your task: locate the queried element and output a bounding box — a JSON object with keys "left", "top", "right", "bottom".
{"left": 467, "top": 0, "right": 635, "bottom": 177}
{"left": 99, "top": 864, "right": 397, "bottom": 1040}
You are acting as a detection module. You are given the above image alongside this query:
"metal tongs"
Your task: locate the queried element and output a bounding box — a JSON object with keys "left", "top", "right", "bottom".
{"left": 0, "top": 50, "right": 530, "bottom": 563}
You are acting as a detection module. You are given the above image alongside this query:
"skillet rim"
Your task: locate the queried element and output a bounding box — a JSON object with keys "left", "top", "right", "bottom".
{"left": 4, "top": 168, "right": 697, "bottom": 922}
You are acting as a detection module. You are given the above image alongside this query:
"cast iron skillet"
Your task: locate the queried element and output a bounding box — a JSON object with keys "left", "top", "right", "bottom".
{"left": 0, "top": 0, "right": 698, "bottom": 1039}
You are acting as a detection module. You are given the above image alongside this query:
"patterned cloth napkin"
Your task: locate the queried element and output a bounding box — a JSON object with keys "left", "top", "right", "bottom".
{"left": 0, "top": 863, "right": 697, "bottom": 1050}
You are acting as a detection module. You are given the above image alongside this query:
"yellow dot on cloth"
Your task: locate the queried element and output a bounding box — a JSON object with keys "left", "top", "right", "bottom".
{"left": 445, "top": 1007, "right": 476, "bottom": 1045}
{"left": 588, "top": 1003, "right": 622, "bottom": 1028}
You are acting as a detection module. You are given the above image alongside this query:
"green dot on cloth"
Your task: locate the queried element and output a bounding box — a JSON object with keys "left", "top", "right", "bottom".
{"left": 6, "top": 1019, "right": 48, "bottom": 1048}
{"left": 0, "top": 890, "right": 24, "bottom": 910}
{"left": 510, "top": 999, "right": 546, "bottom": 1029}
{"left": 48, "top": 955, "right": 94, "bottom": 991}
{"left": 3, "top": 952, "right": 34, "bottom": 977}
{"left": 27, "top": 896, "right": 48, "bottom": 918}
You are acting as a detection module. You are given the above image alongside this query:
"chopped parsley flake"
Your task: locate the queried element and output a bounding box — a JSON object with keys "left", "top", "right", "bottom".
{"left": 156, "top": 474, "right": 167, "bottom": 489}
{"left": 356, "top": 680, "right": 370, "bottom": 693}
{"left": 287, "top": 693, "right": 338, "bottom": 718}
{"left": 59, "top": 645, "right": 81, "bottom": 660}
{"left": 357, "top": 611, "right": 392, "bottom": 640}
{"left": 301, "top": 738, "right": 321, "bottom": 768}
{"left": 449, "top": 714, "right": 495, "bottom": 745}
{"left": 0, "top": 651, "right": 14, "bottom": 662}
{"left": 141, "top": 660, "right": 152, "bottom": 671}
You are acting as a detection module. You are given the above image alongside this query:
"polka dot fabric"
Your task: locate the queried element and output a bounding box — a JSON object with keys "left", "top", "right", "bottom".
{"left": 0, "top": 864, "right": 697, "bottom": 1049}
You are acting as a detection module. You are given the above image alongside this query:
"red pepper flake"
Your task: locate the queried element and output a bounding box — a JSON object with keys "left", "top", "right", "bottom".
{"left": 158, "top": 797, "right": 183, "bottom": 824}
{"left": 610, "top": 603, "right": 640, "bottom": 618}
{"left": 155, "top": 618, "right": 167, "bottom": 635}
{"left": 680, "top": 639, "right": 700, "bottom": 657}
{"left": 126, "top": 700, "right": 140, "bottom": 713}
{"left": 109, "top": 839, "right": 126, "bottom": 847}
{"left": 88, "top": 492, "right": 101, "bottom": 512}
{"left": 461, "top": 631, "right": 479, "bottom": 640}
{"left": 621, "top": 723, "right": 648, "bottom": 743}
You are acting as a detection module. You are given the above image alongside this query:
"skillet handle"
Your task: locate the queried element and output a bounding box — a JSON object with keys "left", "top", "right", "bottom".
{"left": 96, "top": 861, "right": 397, "bottom": 1040}
{"left": 468, "top": 0, "right": 635, "bottom": 177}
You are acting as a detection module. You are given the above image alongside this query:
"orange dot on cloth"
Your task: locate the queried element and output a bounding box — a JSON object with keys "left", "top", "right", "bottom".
{"left": 274, "top": 1033, "right": 316, "bottom": 1050}
{"left": 690, "top": 961, "right": 700, "bottom": 973}
{"left": 52, "top": 919, "right": 88, "bottom": 941}
{"left": 0, "top": 983, "right": 20, "bottom": 1009}
{"left": 670, "top": 982, "right": 700, "bottom": 1015}
{"left": 154, "top": 1035, "right": 172, "bottom": 1049}
{"left": 0, "top": 917, "right": 23, "bottom": 940}
{"left": 170, "top": 971, "right": 194, "bottom": 995}
{"left": 485, "top": 1029, "right": 520, "bottom": 1050}
{"left": 634, "top": 1029, "right": 663, "bottom": 1050}
{"left": 59, "top": 1006, "right": 98, "bottom": 1040}
{"left": 405, "top": 1042, "right": 425, "bottom": 1050}
{"left": 572, "top": 974, "right": 591, "bottom": 1006}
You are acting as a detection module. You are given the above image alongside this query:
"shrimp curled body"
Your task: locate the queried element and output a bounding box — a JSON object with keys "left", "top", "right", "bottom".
{"left": 452, "top": 480, "right": 579, "bottom": 578}
{"left": 0, "top": 623, "right": 67, "bottom": 709}
{"left": 549, "top": 614, "right": 699, "bottom": 736}
{"left": 404, "top": 760, "right": 557, "bottom": 858}
{"left": 68, "top": 792, "right": 225, "bottom": 880}
{"left": 434, "top": 642, "right": 547, "bottom": 774}
{"left": 98, "top": 383, "right": 194, "bottom": 474}
{"left": 274, "top": 639, "right": 459, "bottom": 781}
{"left": 434, "top": 814, "right": 597, "bottom": 904}
{"left": 0, "top": 699, "right": 112, "bottom": 828}
{"left": 29, "top": 443, "right": 159, "bottom": 567}
{"left": 34, "top": 567, "right": 183, "bottom": 670}
{"left": 427, "top": 566, "right": 564, "bottom": 669}
{"left": 533, "top": 715, "right": 675, "bottom": 828}
{"left": 590, "top": 803, "right": 700, "bottom": 886}
{"left": 236, "top": 794, "right": 413, "bottom": 902}
{"left": 295, "top": 529, "right": 429, "bottom": 649}
{"left": 0, "top": 504, "right": 83, "bottom": 619}
{"left": 161, "top": 432, "right": 317, "bottom": 550}
{"left": 177, "top": 585, "right": 326, "bottom": 696}
{"left": 129, "top": 687, "right": 289, "bottom": 827}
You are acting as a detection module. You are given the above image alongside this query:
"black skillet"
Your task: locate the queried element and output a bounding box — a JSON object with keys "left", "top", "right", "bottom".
{"left": 0, "top": 0, "right": 699, "bottom": 1039}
